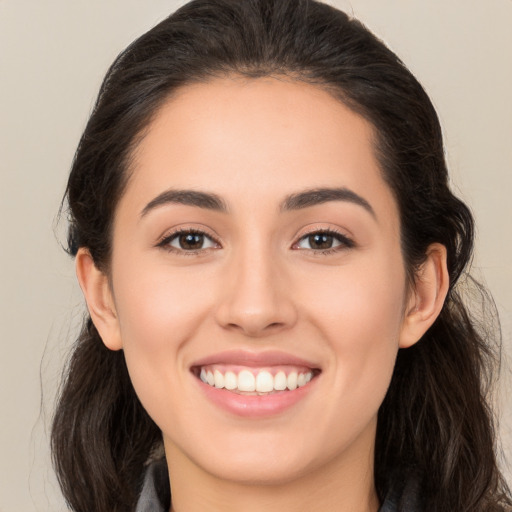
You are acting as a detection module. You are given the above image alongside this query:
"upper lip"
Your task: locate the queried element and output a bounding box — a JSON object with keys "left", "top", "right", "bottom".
{"left": 190, "top": 349, "right": 321, "bottom": 370}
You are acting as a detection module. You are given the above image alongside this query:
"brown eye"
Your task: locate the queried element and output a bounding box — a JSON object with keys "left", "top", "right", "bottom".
{"left": 164, "top": 231, "right": 218, "bottom": 251}
{"left": 295, "top": 231, "right": 354, "bottom": 251}
{"left": 308, "top": 233, "right": 334, "bottom": 250}
{"left": 178, "top": 233, "right": 205, "bottom": 250}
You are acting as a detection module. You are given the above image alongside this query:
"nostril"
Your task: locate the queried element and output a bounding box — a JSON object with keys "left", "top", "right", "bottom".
{"left": 224, "top": 320, "right": 287, "bottom": 337}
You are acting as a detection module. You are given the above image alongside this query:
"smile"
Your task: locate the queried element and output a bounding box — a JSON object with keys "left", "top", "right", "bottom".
{"left": 190, "top": 351, "right": 321, "bottom": 416}
{"left": 198, "top": 365, "right": 315, "bottom": 394}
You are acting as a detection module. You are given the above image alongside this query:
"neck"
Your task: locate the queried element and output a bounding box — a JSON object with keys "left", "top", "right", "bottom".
{"left": 165, "top": 425, "right": 380, "bottom": 512}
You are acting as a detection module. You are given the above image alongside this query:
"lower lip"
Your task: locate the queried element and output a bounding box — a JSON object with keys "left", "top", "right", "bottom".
{"left": 195, "top": 376, "right": 317, "bottom": 418}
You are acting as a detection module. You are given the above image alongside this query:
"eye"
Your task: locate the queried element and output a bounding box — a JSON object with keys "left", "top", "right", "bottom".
{"left": 159, "top": 229, "right": 219, "bottom": 252}
{"left": 294, "top": 230, "right": 354, "bottom": 251}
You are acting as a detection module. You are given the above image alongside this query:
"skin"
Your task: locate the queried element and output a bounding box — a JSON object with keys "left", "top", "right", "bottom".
{"left": 77, "top": 77, "right": 449, "bottom": 512}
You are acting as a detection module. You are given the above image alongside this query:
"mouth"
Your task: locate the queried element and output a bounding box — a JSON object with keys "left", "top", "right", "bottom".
{"left": 192, "top": 364, "right": 320, "bottom": 395}
{"left": 190, "top": 350, "right": 322, "bottom": 412}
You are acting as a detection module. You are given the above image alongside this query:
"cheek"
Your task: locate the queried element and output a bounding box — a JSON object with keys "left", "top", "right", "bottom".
{"left": 304, "top": 251, "right": 405, "bottom": 337}
{"left": 110, "top": 261, "right": 216, "bottom": 413}
{"left": 302, "top": 253, "right": 406, "bottom": 404}
{"left": 113, "top": 261, "right": 213, "bottom": 348}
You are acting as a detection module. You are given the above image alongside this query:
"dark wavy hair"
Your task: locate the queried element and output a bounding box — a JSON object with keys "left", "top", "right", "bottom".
{"left": 52, "top": 0, "right": 511, "bottom": 510}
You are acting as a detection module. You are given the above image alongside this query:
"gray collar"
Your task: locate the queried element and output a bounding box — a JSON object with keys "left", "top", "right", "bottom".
{"left": 135, "top": 459, "right": 169, "bottom": 512}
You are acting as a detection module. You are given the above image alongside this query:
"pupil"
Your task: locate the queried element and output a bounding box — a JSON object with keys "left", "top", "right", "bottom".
{"left": 180, "top": 233, "right": 203, "bottom": 250}
{"left": 309, "top": 234, "right": 333, "bottom": 249}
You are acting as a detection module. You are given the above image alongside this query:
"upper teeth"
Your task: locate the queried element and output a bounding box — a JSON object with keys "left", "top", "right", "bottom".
{"left": 199, "top": 368, "right": 313, "bottom": 393}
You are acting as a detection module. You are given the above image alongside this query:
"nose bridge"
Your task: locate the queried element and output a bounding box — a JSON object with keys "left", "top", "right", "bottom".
{"left": 215, "top": 233, "right": 296, "bottom": 336}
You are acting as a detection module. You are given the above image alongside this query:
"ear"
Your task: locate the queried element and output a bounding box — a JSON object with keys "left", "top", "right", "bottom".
{"left": 399, "top": 243, "right": 449, "bottom": 349}
{"left": 75, "top": 248, "right": 123, "bottom": 351}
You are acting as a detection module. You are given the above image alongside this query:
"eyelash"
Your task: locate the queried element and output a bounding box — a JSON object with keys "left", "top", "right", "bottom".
{"left": 293, "top": 228, "right": 355, "bottom": 255}
{"left": 156, "top": 228, "right": 355, "bottom": 255}
{"left": 157, "top": 228, "right": 221, "bottom": 256}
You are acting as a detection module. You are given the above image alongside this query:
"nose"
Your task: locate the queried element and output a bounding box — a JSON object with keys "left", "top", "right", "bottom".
{"left": 214, "top": 244, "right": 298, "bottom": 337}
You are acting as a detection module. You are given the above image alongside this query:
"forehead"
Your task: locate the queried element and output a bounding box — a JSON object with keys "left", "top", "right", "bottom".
{"left": 122, "top": 76, "right": 397, "bottom": 224}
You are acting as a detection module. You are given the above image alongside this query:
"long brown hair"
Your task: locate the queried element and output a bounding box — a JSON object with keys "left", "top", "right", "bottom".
{"left": 52, "top": 1, "right": 511, "bottom": 510}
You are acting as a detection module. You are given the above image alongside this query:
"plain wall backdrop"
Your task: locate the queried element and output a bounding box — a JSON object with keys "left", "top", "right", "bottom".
{"left": 1, "top": 0, "right": 511, "bottom": 510}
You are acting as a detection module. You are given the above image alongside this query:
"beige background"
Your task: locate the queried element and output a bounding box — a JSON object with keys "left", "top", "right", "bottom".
{"left": 1, "top": 0, "right": 511, "bottom": 510}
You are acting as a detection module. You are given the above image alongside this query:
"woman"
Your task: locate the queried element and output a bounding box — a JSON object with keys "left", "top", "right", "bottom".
{"left": 51, "top": 0, "right": 512, "bottom": 510}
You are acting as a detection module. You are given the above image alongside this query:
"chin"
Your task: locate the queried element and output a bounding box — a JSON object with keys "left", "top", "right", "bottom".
{"left": 195, "top": 451, "right": 320, "bottom": 486}
{"left": 164, "top": 420, "right": 368, "bottom": 488}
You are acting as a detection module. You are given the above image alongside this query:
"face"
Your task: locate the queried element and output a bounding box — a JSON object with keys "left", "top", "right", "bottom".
{"left": 106, "top": 77, "right": 410, "bottom": 485}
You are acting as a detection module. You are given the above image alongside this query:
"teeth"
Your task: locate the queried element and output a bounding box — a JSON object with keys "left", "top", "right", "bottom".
{"left": 256, "top": 371, "right": 274, "bottom": 392}
{"left": 238, "top": 370, "right": 256, "bottom": 391}
{"left": 199, "top": 367, "right": 314, "bottom": 393}
{"left": 214, "top": 370, "right": 224, "bottom": 388}
{"left": 287, "top": 372, "right": 298, "bottom": 390}
{"left": 274, "top": 371, "right": 287, "bottom": 391}
{"left": 224, "top": 371, "right": 237, "bottom": 390}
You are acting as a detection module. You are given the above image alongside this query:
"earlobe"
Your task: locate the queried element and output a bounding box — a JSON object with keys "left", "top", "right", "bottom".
{"left": 75, "top": 248, "right": 123, "bottom": 351}
{"left": 399, "top": 243, "right": 449, "bottom": 349}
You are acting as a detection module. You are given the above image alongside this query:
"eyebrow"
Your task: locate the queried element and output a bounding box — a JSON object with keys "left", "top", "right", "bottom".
{"left": 140, "top": 186, "right": 375, "bottom": 219}
{"left": 280, "top": 187, "right": 376, "bottom": 218}
{"left": 140, "top": 189, "right": 228, "bottom": 218}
